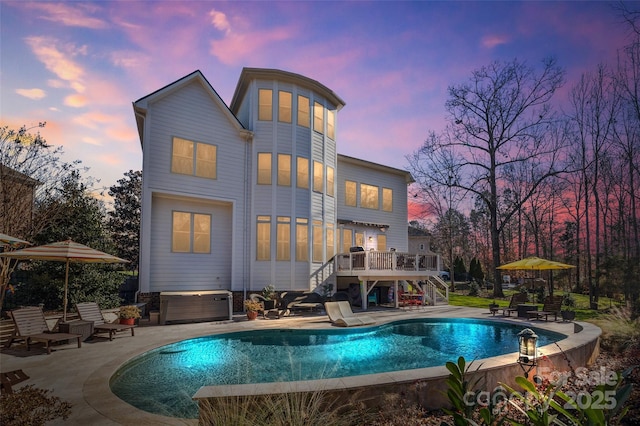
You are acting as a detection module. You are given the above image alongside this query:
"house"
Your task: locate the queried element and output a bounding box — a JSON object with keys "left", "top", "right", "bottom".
{"left": 133, "top": 68, "right": 445, "bottom": 311}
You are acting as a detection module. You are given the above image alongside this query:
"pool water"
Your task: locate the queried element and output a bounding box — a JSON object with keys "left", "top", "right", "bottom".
{"left": 110, "top": 318, "right": 565, "bottom": 418}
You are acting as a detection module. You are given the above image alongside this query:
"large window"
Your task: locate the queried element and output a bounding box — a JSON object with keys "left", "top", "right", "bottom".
{"left": 312, "top": 220, "right": 323, "bottom": 262}
{"left": 296, "top": 217, "right": 308, "bottom": 261}
{"left": 313, "top": 161, "right": 323, "bottom": 192}
{"left": 341, "top": 228, "right": 352, "bottom": 253}
{"left": 258, "top": 89, "right": 272, "bottom": 121}
{"left": 257, "top": 153, "right": 272, "bottom": 185}
{"left": 378, "top": 234, "right": 387, "bottom": 251}
{"left": 172, "top": 211, "right": 211, "bottom": 253}
{"left": 382, "top": 188, "right": 393, "bottom": 212}
{"left": 327, "top": 110, "right": 335, "bottom": 140}
{"left": 278, "top": 154, "right": 291, "bottom": 186}
{"left": 256, "top": 215, "right": 271, "bottom": 260}
{"left": 355, "top": 232, "right": 364, "bottom": 248}
{"left": 326, "top": 223, "right": 335, "bottom": 259}
{"left": 345, "top": 180, "right": 356, "bottom": 206}
{"left": 171, "top": 137, "right": 217, "bottom": 179}
{"left": 313, "top": 102, "right": 323, "bottom": 134}
{"left": 279, "top": 91, "right": 292, "bottom": 123}
{"left": 297, "top": 95, "right": 310, "bottom": 128}
{"left": 326, "top": 166, "right": 335, "bottom": 197}
{"left": 276, "top": 216, "right": 290, "bottom": 261}
{"left": 360, "top": 183, "right": 379, "bottom": 209}
{"left": 297, "top": 157, "right": 309, "bottom": 189}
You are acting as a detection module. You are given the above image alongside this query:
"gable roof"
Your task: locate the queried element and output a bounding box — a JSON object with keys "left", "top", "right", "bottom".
{"left": 132, "top": 70, "right": 250, "bottom": 147}
{"left": 337, "top": 154, "right": 415, "bottom": 184}
{"left": 230, "top": 68, "right": 346, "bottom": 113}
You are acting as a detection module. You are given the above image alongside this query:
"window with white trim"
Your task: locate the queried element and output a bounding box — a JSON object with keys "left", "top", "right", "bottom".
{"left": 278, "top": 154, "right": 291, "bottom": 186}
{"left": 257, "top": 153, "right": 272, "bottom": 185}
{"left": 279, "top": 91, "right": 292, "bottom": 123}
{"left": 296, "top": 218, "right": 309, "bottom": 261}
{"left": 313, "top": 161, "right": 323, "bottom": 193}
{"left": 171, "top": 137, "right": 217, "bottom": 179}
{"left": 312, "top": 220, "right": 323, "bottom": 262}
{"left": 383, "top": 188, "right": 393, "bottom": 212}
{"left": 326, "top": 166, "right": 335, "bottom": 197}
{"left": 259, "top": 89, "right": 272, "bottom": 121}
{"left": 345, "top": 180, "right": 356, "bottom": 206}
{"left": 327, "top": 109, "right": 335, "bottom": 139}
{"left": 313, "top": 102, "right": 323, "bottom": 134}
{"left": 256, "top": 215, "right": 271, "bottom": 260}
{"left": 360, "top": 183, "right": 379, "bottom": 209}
{"left": 276, "top": 216, "right": 290, "bottom": 261}
{"left": 297, "top": 157, "right": 309, "bottom": 189}
{"left": 297, "top": 95, "right": 310, "bottom": 128}
{"left": 172, "top": 211, "right": 211, "bottom": 253}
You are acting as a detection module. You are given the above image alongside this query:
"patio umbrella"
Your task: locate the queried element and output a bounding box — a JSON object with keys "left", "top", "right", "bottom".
{"left": 497, "top": 256, "right": 575, "bottom": 271}
{"left": 0, "top": 233, "right": 31, "bottom": 248}
{"left": 0, "top": 240, "right": 128, "bottom": 321}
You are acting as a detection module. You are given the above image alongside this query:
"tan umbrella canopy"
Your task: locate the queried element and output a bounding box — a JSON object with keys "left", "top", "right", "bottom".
{"left": 0, "top": 239, "right": 128, "bottom": 321}
{"left": 497, "top": 256, "right": 575, "bottom": 271}
{"left": 0, "top": 233, "right": 31, "bottom": 248}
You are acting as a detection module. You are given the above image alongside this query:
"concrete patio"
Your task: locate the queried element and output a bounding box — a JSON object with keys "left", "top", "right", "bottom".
{"left": 0, "top": 306, "right": 595, "bottom": 425}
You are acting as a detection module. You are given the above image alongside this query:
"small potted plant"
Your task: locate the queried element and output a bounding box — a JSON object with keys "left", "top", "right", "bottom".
{"left": 244, "top": 299, "right": 262, "bottom": 320}
{"left": 561, "top": 294, "right": 576, "bottom": 321}
{"left": 118, "top": 305, "right": 141, "bottom": 325}
{"left": 261, "top": 285, "right": 277, "bottom": 310}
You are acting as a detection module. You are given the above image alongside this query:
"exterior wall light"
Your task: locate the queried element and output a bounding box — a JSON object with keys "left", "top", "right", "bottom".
{"left": 517, "top": 328, "right": 538, "bottom": 378}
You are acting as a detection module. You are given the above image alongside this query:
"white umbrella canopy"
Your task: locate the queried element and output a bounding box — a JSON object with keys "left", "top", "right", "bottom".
{"left": 0, "top": 239, "right": 128, "bottom": 321}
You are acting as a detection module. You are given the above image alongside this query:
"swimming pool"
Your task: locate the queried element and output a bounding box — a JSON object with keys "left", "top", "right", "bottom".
{"left": 110, "top": 318, "right": 566, "bottom": 418}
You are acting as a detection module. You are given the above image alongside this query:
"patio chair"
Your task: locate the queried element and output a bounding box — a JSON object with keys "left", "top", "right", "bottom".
{"left": 1, "top": 369, "right": 29, "bottom": 394}
{"left": 527, "top": 295, "right": 564, "bottom": 321}
{"left": 76, "top": 302, "right": 135, "bottom": 341}
{"left": 502, "top": 292, "right": 528, "bottom": 316}
{"left": 5, "top": 307, "right": 82, "bottom": 354}
{"left": 325, "top": 301, "right": 376, "bottom": 327}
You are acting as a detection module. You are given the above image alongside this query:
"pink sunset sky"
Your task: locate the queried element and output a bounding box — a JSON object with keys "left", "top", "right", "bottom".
{"left": 0, "top": 1, "right": 631, "bottom": 198}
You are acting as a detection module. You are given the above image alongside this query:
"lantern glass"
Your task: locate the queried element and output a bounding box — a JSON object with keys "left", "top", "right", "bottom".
{"left": 517, "top": 328, "right": 538, "bottom": 365}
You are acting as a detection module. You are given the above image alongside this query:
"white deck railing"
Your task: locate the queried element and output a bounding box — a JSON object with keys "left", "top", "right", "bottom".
{"left": 334, "top": 251, "right": 439, "bottom": 275}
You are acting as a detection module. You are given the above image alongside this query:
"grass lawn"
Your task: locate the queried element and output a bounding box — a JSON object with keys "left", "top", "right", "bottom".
{"left": 447, "top": 289, "right": 620, "bottom": 321}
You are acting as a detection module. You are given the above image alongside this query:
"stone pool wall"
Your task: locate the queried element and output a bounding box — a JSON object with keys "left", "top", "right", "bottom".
{"left": 193, "top": 321, "right": 601, "bottom": 418}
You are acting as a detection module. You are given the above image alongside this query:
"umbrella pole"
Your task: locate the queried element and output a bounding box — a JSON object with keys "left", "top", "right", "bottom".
{"left": 63, "top": 261, "right": 69, "bottom": 322}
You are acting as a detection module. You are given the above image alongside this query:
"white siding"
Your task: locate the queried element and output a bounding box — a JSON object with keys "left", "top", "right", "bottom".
{"left": 149, "top": 195, "right": 233, "bottom": 292}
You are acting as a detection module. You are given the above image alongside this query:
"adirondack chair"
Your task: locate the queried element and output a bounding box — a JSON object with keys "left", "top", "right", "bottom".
{"left": 5, "top": 307, "right": 81, "bottom": 354}
{"left": 502, "top": 292, "right": 529, "bottom": 316}
{"left": 76, "top": 302, "right": 135, "bottom": 341}
{"left": 528, "top": 295, "right": 564, "bottom": 321}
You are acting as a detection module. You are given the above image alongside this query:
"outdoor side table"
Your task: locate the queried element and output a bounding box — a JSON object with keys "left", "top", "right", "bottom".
{"left": 59, "top": 320, "right": 94, "bottom": 341}
{"left": 517, "top": 304, "right": 538, "bottom": 318}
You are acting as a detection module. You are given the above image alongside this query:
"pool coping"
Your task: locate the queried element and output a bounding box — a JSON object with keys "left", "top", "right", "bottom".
{"left": 0, "top": 306, "right": 600, "bottom": 425}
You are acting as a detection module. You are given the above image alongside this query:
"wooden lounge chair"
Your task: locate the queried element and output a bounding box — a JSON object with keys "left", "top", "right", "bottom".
{"left": 528, "top": 295, "right": 563, "bottom": 321}
{"left": 5, "top": 307, "right": 81, "bottom": 354}
{"left": 502, "top": 292, "right": 529, "bottom": 317}
{"left": 1, "top": 369, "right": 29, "bottom": 394}
{"left": 325, "top": 301, "right": 376, "bottom": 327}
{"left": 76, "top": 302, "right": 135, "bottom": 341}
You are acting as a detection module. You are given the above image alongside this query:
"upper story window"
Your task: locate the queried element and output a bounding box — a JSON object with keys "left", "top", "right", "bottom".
{"left": 313, "top": 161, "right": 323, "bottom": 193}
{"left": 171, "top": 137, "right": 217, "bottom": 179}
{"left": 297, "top": 157, "right": 309, "bottom": 189}
{"left": 172, "top": 211, "right": 211, "bottom": 253}
{"left": 279, "top": 91, "right": 292, "bottom": 123}
{"left": 258, "top": 89, "right": 272, "bottom": 121}
{"left": 383, "top": 188, "right": 393, "bottom": 212}
{"left": 257, "top": 153, "right": 272, "bottom": 185}
{"left": 278, "top": 154, "right": 291, "bottom": 186}
{"left": 327, "top": 110, "right": 335, "bottom": 140}
{"left": 313, "top": 102, "right": 323, "bottom": 134}
{"left": 361, "top": 183, "right": 379, "bottom": 209}
{"left": 326, "top": 166, "right": 335, "bottom": 197}
{"left": 297, "top": 95, "right": 310, "bottom": 128}
{"left": 345, "top": 180, "right": 356, "bottom": 207}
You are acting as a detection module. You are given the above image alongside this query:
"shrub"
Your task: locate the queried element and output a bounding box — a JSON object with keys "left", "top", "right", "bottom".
{"left": 0, "top": 385, "right": 72, "bottom": 425}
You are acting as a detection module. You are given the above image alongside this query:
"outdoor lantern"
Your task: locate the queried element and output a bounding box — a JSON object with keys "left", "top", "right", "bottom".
{"left": 517, "top": 328, "right": 538, "bottom": 377}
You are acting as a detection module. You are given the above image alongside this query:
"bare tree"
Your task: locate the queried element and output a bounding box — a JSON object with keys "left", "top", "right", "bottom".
{"left": 409, "top": 58, "right": 567, "bottom": 297}
{"left": 0, "top": 124, "right": 84, "bottom": 311}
